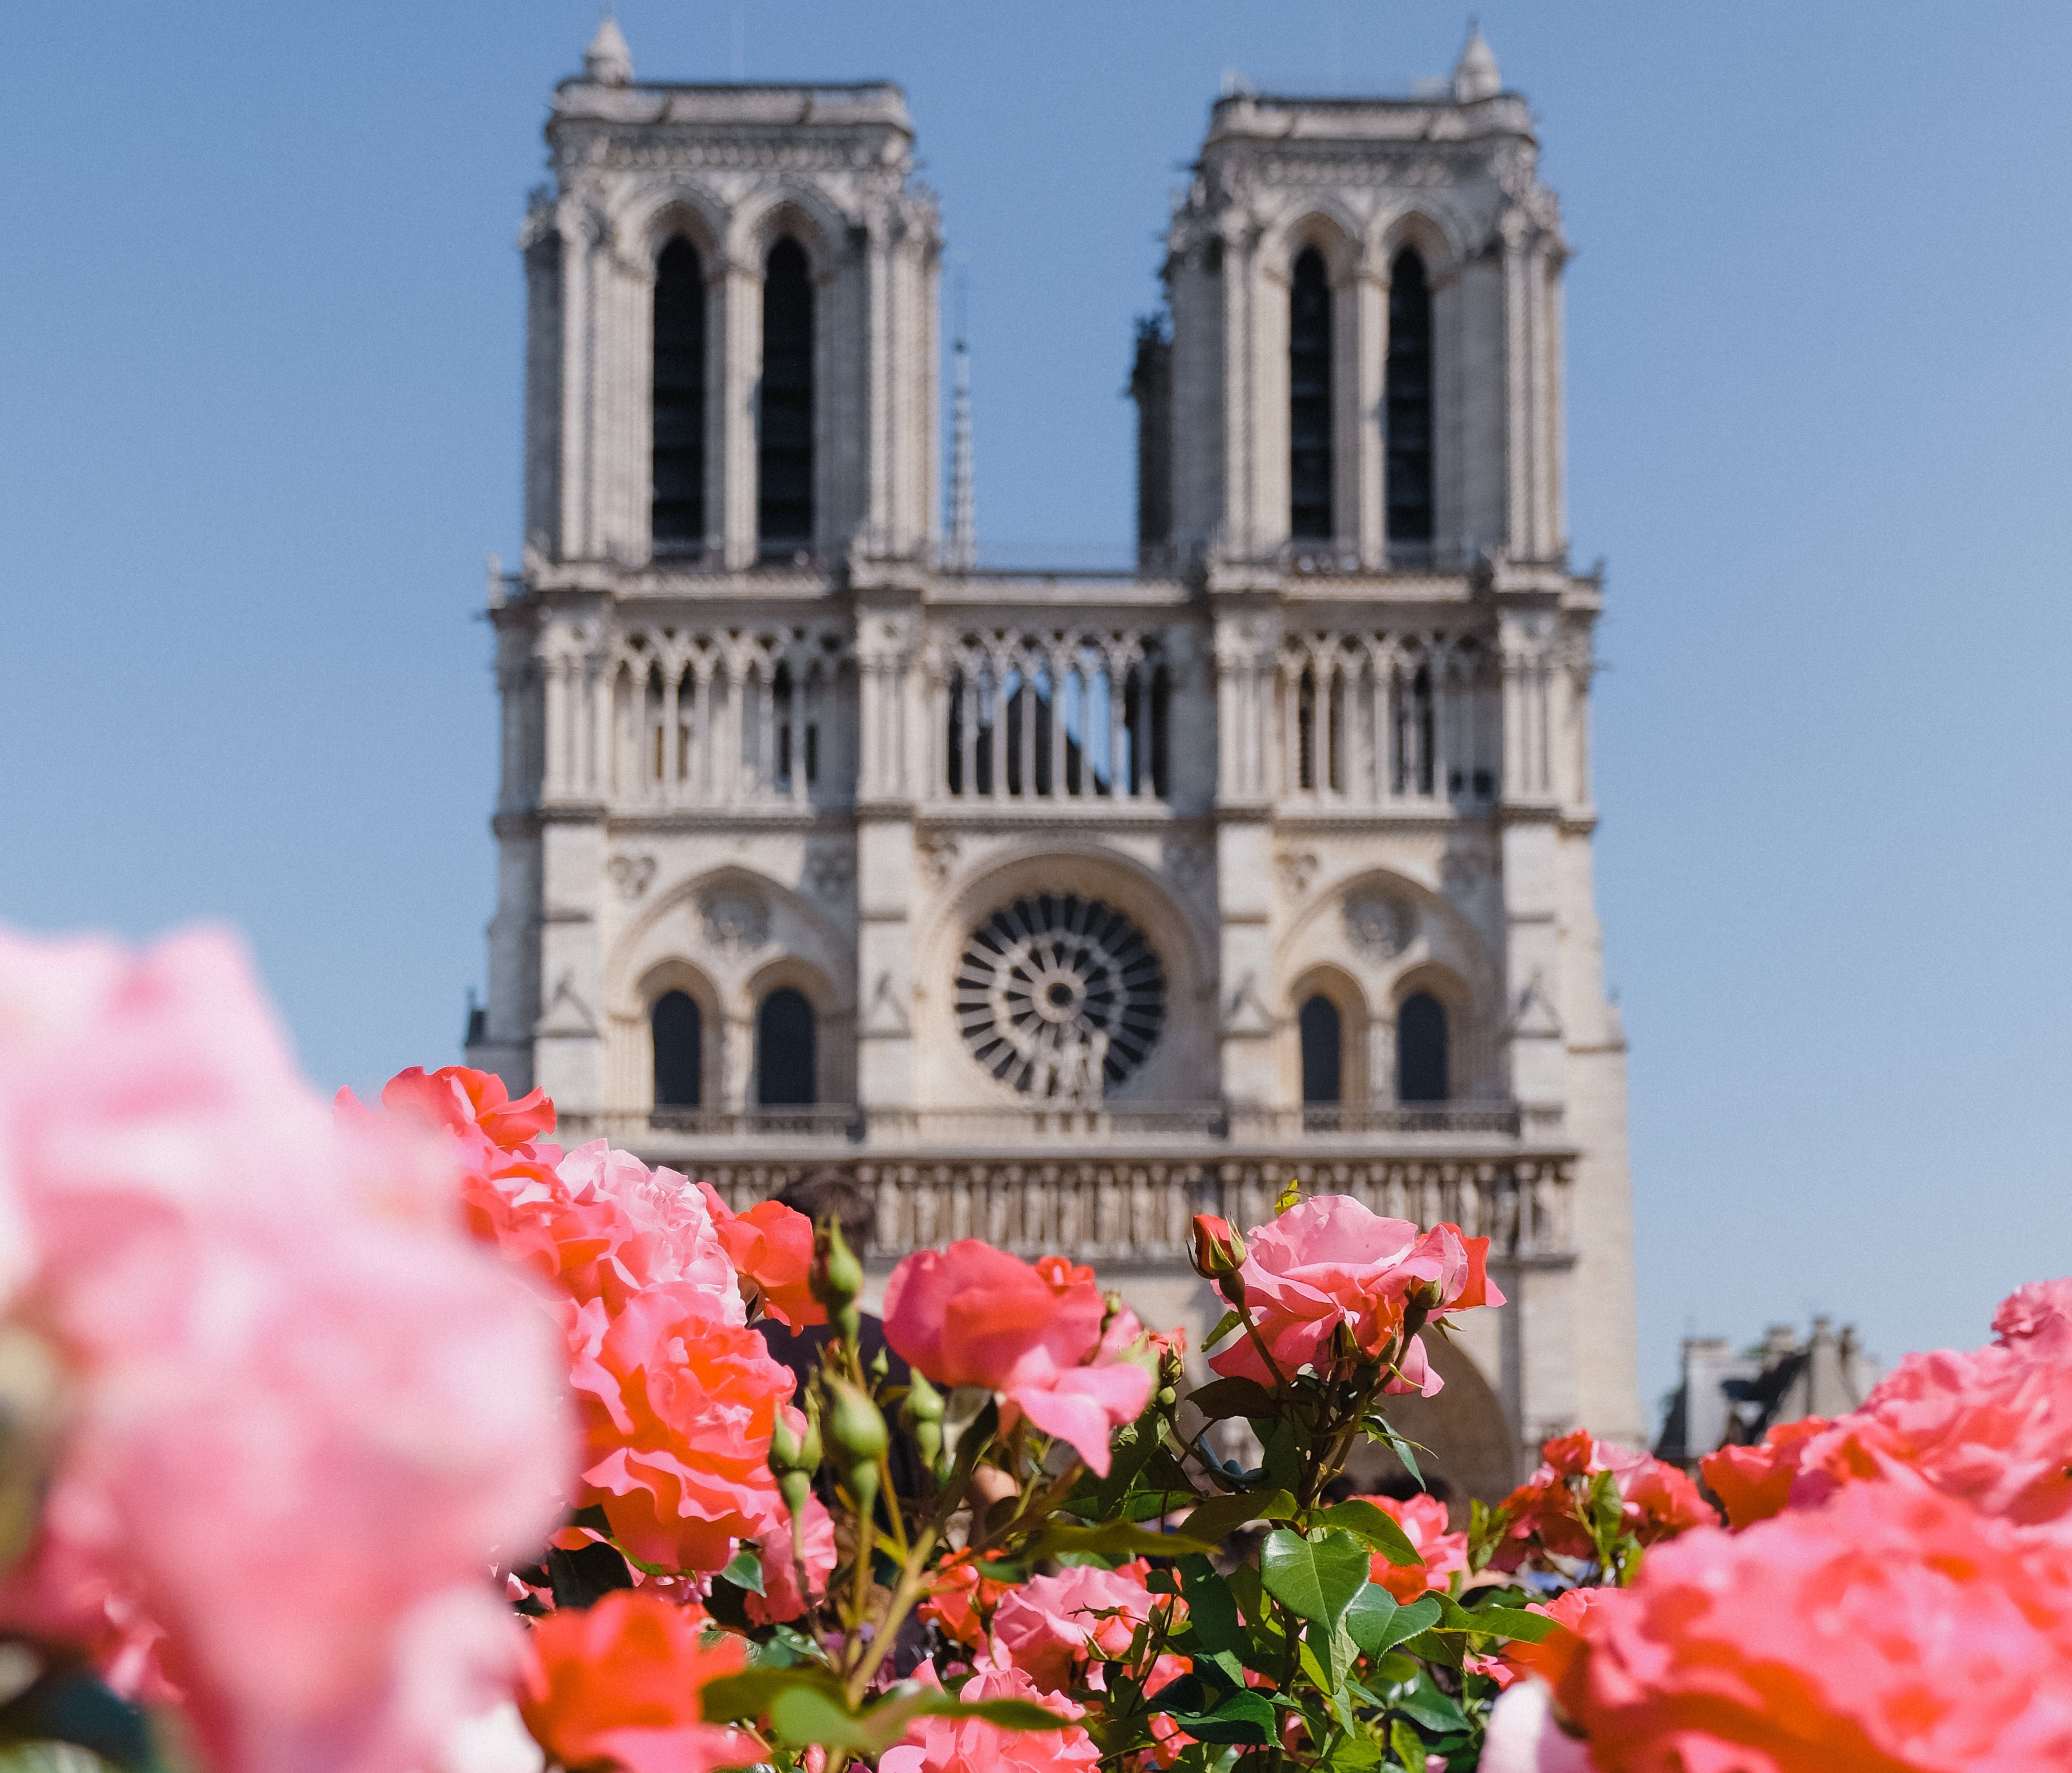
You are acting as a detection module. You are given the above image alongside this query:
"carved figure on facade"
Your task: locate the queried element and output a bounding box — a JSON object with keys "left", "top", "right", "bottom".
{"left": 698, "top": 887, "right": 769, "bottom": 955}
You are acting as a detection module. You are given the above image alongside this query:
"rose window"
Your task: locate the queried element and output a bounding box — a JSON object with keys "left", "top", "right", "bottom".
{"left": 955, "top": 894, "right": 1167, "bottom": 1098}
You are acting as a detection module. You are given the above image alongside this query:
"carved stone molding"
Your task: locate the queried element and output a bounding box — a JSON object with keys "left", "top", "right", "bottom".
{"left": 1274, "top": 848, "right": 1320, "bottom": 898}
{"left": 1344, "top": 890, "right": 1414, "bottom": 960}
{"left": 915, "top": 832, "right": 959, "bottom": 887}
{"left": 606, "top": 853, "right": 656, "bottom": 901}
{"left": 804, "top": 848, "right": 853, "bottom": 899}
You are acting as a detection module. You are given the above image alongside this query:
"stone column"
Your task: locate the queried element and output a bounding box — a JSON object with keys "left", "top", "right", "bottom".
{"left": 854, "top": 603, "right": 922, "bottom": 1121}
{"left": 719, "top": 252, "right": 761, "bottom": 569}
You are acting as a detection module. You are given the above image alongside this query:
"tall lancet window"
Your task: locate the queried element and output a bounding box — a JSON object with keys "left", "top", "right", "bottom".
{"left": 759, "top": 237, "right": 814, "bottom": 549}
{"left": 1289, "top": 247, "right": 1334, "bottom": 541}
{"left": 1386, "top": 248, "right": 1435, "bottom": 547}
{"left": 651, "top": 238, "right": 706, "bottom": 549}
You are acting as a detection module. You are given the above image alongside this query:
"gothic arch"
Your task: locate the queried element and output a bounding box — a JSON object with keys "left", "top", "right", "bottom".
{"left": 742, "top": 952, "right": 851, "bottom": 1106}
{"left": 1339, "top": 1333, "right": 1518, "bottom": 1502}
{"left": 627, "top": 188, "right": 727, "bottom": 269}
{"left": 915, "top": 841, "right": 1216, "bottom": 1109}
{"left": 1265, "top": 205, "right": 1362, "bottom": 286}
{"left": 633, "top": 958, "right": 723, "bottom": 1111}
{"left": 1286, "top": 962, "right": 1369, "bottom": 1107}
{"left": 734, "top": 186, "right": 847, "bottom": 279}
{"left": 1373, "top": 206, "right": 1464, "bottom": 282}
{"left": 603, "top": 862, "right": 856, "bottom": 1113}
{"left": 1278, "top": 865, "right": 1500, "bottom": 1101}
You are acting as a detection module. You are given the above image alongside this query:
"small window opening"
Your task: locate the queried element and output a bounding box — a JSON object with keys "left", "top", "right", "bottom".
{"left": 652, "top": 990, "right": 701, "bottom": 1107}
{"left": 1397, "top": 991, "right": 1449, "bottom": 1103}
{"left": 1300, "top": 995, "right": 1343, "bottom": 1104}
{"left": 756, "top": 987, "right": 817, "bottom": 1105}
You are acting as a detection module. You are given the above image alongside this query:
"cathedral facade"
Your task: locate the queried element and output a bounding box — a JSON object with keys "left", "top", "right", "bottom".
{"left": 468, "top": 18, "right": 1644, "bottom": 1491}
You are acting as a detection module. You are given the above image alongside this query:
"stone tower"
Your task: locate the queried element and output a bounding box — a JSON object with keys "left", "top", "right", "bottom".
{"left": 470, "top": 20, "right": 1644, "bottom": 1492}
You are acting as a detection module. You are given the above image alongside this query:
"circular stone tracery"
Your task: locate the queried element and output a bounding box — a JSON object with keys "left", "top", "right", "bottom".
{"left": 955, "top": 894, "right": 1167, "bottom": 1098}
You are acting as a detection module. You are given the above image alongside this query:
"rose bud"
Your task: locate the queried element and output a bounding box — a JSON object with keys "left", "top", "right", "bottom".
{"left": 1189, "top": 1213, "right": 1247, "bottom": 1279}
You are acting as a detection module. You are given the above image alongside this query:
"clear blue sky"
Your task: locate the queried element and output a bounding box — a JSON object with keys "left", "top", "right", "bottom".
{"left": 5, "top": 2, "right": 2068, "bottom": 1424}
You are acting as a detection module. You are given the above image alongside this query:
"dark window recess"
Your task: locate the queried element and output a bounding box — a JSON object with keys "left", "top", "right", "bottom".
{"left": 759, "top": 237, "right": 814, "bottom": 547}
{"left": 651, "top": 238, "right": 706, "bottom": 548}
{"left": 756, "top": 987, "right": 817, "bottom": 1105}
{"left": 1289, "top": 247, "right": 1334, "bottom": 540}
{"left": 1397, "top": 991, "right": 1449, "bottom": 1103}
{"left": 652, "top": 990, "right": 701, "bottom": 1106}
{"left": 1299, "top": 994, "right": 1343, "bottom": 1104}
{"left": 1386, "top": 248, "right": 1435, "bottom": 545}
{"left": 1150, "top": 662, "right": 1171, "bottom": 799}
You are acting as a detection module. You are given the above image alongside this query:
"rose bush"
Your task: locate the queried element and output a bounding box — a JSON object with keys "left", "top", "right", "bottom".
{"left": 0, "top": 921, "right": 2065, "bottom": 1773}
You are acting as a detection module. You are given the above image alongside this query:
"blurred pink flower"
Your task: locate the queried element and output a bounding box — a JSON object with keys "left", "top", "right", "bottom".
{"left": 881, "top": 1658, "right": 1098, "bottom": 1773}
{"left": 1205, "top": 1197, "right": 1502, "bottom": 1392}
{"left": 0, "top": 926, "right": 577, "bottom": 1773}
{"left": 1501, "top": 1478, "right": 2072, "bottom": 1773}
{"left": 1702, "top": 1281, "right": 2072, "bottom": 1535}
{"left": 883, "top": 1243, "right": 1153, "bottom": 1476}
{"left": 990, "top": 1560, "right": 1171, "bottom": 1693}
{"left": 517, "top": 1590, "right": 757, "bottom": 1773}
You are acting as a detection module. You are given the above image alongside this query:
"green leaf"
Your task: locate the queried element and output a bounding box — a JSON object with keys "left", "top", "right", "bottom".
{"left": 1359, "top": 1417, "right": 1425, "bottom": 1491}
{"left": 1095, "top": 1414, "right": 1165, "bottom": 1514}
{"left": 1024, "top": 1518, "right": 1218, "bottom": 1561}
{"left": 1260, "top": 1419, "right": 1304, "bottom": 1494}
{"left": 1176, "top": 1556, "right": 1247, "bottom": 1656}
{"left": 1186, "top": 1376, "right": 1280, "bottom": 1421}
{"left": 760, "top": 1685, "right": 1070, "bottom": 1755}
{"left": 702, "top": 1664, "right": 846, "bottom": 1724}
{"left": 1390, "top": 1682, "right": 1469, "bottom": 1735}
{"left": 1389, "top": 1716, "right": 1428, "bottom": 1773}
{"left": 1312, "top": 1499, "right": 1422, "bottom": 1568}
{"left": 1311, "top": 1619, "right": 1359, "bottom": 1693}
{"left": 1260, "top": 1527, "right": 1370, "bottom": 1626}
{"left": 1204, "top": 1307, "right": 1246, "bottom": 1350}
{"left": 1460, "top": 1604, "right": 1557, "bottom": 1643}
{"left": 1168, "top": 1690, "right": 1276, "bottom": 1745}
{"left": 1346, "top": 1589, "right": 1440, "bottom": 1659}
{"left": 1182, "top": 1487, "right": 1297, "bottom": 1544}
{"left": 719, "top": 1545, "right": 766, "bottom": 1596}
{"left": 1325, "top": 1740, "right": 1387, "bottom": 1770}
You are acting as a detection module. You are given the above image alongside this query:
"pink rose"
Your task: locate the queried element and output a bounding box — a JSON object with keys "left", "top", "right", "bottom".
{"left": 1993, "top": 1278, "right": 2072, "bottom": 1350}
{"left": 1206, "top": 1196, "right": 1503, "bottom": 1391}
{"left": 1492, "top": 1430, "right": 1714, "bottom": 1570}
{"left": 1698, "top": 1282, "right": 2072, "bottom": 1535}
{"left": 881, "top": 1658, "right": 1098, "bottom": 1773}
{"left": 1515, "top": 1479, "right": 2072, "bottom": 1773}
{"left": 696, "top": 1183, "right": 824, "bottom": 1331}
{"left": 746, "top": 1491, "right": 835, "bottom": 1625}
{"left": 883, "top": 1243, "right": 1154, "bottom": 1476}
{"left": 0, "top": 927, "right": 577, "bottom": 1773}
{"left": 567, "top": 1280, "right": 793, "bottom": 1573}
{"left": 990, "top": 1560, "right": 1174, "bottom": 1693}
{"left": 1347, "top": 1494, "right": 1466, "bottom": 1602}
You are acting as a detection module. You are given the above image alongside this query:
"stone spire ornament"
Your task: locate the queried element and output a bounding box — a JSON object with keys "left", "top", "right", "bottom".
{"left": 1452, "top": 20, "right": 1501, "bottom": 102}
{"left": 584, "top": 8, "right": 633, "bottom": 86}
{"left": 946, "top": 338, "right": 976, "bottom": 572}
